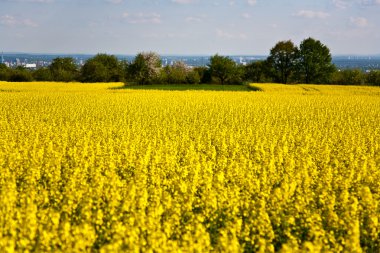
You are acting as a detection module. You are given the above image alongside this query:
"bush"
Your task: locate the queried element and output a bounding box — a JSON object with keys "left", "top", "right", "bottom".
{"left": 186, "top": 70, "right": 201, "bottom": 84}
{"left": 33, "top": 68, "right": 53, "bottom": 81}
{"left": 331, "top": 69, "right": 365, "bottom": 85}
{"left": 49, "top": 57, "right": 79, "bottom": 82}
{"left": 244, "top": 61, "right": 269, "bottom": 83}
{"left": 164, "top": 62, "right": 188, "bottom": 84}
{"left": 366, "top": 70, "right": 380, "bottom": 86}
{"left": 0, "top": 64, "right": 10, "bottom": 81}
{"left": 9, "top": 67, "right": 33, "bottom": 82}
{"left": 129, "top": 52, "right": 161, "bottom": 85}
{"left": 209, "top": 54, "right": 242, "bottom": 84}
{"left": 194, "top": 67, "right": 212, "bottom": 84}
{"left": 81, "top": 54, "right": 124, "bottom": 83}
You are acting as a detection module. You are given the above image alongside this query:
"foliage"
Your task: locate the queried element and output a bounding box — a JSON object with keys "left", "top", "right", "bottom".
{"left": 161, "top": 61, "right": 188, "bottom": 84}
{"left": 49, "top": 57, "right": 79, "bottom": 82}
{"left": 244, "top": 60, "right": 270, "bottom": 83}
{"left": 1, "top": 82, "right": 380, "bottom": 252}
{"left": 159, "top": 62, "right": 201, "bottom": 85}
{"left": 33, "top": 67, "right": 53, "bottom": 81}
{"left": 209, "top": 54, "right": 241, "bottom": 84}
{"left": 194, "top": 66, "right": 212, "bottom": 84}
{"left": 0, "top": 63, "right": 10, "bottom": 81}
{"left": 8, "top": 67, "right": 33, "bottom": 82}
{"left": 296, "top": 37, "right": 336, "bottom": 84}
{"left": 81, "top": 54, "right": 124, "bottom": 83}
{"left": 186, "top": 69, "right": 201, "bottom": 84}
{"left": 2, "top": 37, "right": 380, "bottom": 86}
{"left": 331, "top": 69, "right": 365, "bottom": 85}
{"left": 267, "top": 40, "right": 298, "bottom": 84}
{"left": 366, "top": 70, "right": 380, "bottom": 86}
{"left": 129, "top": 52, "right": 162, "bottom": 85}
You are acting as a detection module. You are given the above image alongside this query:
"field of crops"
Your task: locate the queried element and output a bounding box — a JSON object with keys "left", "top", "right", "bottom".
{"left": 1, "top": 81, "right": 380, "bottom": 252}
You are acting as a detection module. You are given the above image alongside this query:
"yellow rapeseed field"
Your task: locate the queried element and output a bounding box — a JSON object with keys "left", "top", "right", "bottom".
{"left": 1, "top": 81, "right": 380, "bottom": 252}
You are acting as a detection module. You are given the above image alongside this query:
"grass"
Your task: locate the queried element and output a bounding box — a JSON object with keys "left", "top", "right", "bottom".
{"left": 118, "top": 83, "right": 262, "bottom": 91}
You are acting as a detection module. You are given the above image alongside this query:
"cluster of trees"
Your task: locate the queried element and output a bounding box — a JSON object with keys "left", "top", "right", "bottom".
{"left": 246, "top": 38, "right": 380, "bottom": 86}
{"left": 0, "top": 55, "right": 126, "bottom": 83}
{"left": 1, "top": 37, "right": 380, "bottom": 86}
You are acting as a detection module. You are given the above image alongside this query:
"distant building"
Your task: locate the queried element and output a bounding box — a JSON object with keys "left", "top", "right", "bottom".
{"left": 25, "top": 63, "right": 37, "bottom": 69}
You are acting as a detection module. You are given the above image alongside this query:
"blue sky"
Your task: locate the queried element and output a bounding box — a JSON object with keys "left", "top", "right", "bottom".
{"left": 1, "top": 0, "right": 380, "bottom": 55}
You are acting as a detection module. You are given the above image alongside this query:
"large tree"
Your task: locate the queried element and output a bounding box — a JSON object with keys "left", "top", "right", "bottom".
{"left": 9, "top": 67, "right": 33, "bottom": 82}
{"left": 49, "top": 57, "right": 78, "bottom": 82}
{"left": 366, "top": 70, "right": 380, "bottom": 86}
{"left": 332, "top": 69, "right": 365, "bottom": 85}
{"left": 296, "top": 37, "right": 335, "bottom": 84}
{"left": 0, "top": 63, "right": 10, "bottom": 81}
{"left": 81, "top": 54, "right": 124, "bottom": 83}
{"left": 129, "top": 52, "right": 161, "bottom": 85}
{"left": 33, "top": 67, "right": 53, "bottom": 81}
{"left": 267, "top": 40, "right": 298, "bottom": 84}
{"left": 209, "top": 54, "right": 240, "bottom": 84}
{"left": 162, "top": 61, "right": 188, "bottom": 84}
{"left": 244, "top": 60, "right": 269, "bottom": 83}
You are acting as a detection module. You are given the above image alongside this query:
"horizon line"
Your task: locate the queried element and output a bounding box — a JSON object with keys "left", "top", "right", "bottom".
{"left": 2, "top": 52, "right": 380, "bottom": 57}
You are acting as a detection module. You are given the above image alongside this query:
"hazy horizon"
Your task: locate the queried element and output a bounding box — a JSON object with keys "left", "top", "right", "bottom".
{"left": 1, "top": 0, "right": 380, "bottom": 55}
{"left": 2, "top": 52, "right": 380, "bottom": 57}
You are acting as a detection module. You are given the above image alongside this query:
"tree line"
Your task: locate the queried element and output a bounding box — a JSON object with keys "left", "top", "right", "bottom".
{"left": 1, "top": 37, "right": 380, "bottom": 86}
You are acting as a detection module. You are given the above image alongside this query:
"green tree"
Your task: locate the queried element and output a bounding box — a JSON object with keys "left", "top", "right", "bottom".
{"left": 186, "top": 70, "right": 201, "bottom": 84}
{"left": 194, "top": 67, "right": 212, "bottom": 84}
{"left": 209, "top": 54, "right": 239, "bottom": 84}
{"left": 244, "top": 60, "right": 269, "bottom": 83}
{"left": 0, "top": 64, "right": 10, "bottom": 81}
{"left": 33, "top": 67, "right": 52, "bottom": 81}
{"left": 49, "top": 57, "right": 78, "bottom": 82}
{"left": 296, "top": 37, "right": 336, "bottom": 84}
{"left": 267, "top": 40, "right": 298, "bottom": 84}
{"left": 121, "top": 60, "right": 131, "bottom": 81}
{"left": 366, "top": 70, "right": 380, "bottom": 86}
{"left": 129, "top": 52, "right": 161, "bottom": 85}
{"left": 164, "top": 61, "right": 188, "bottom": 84}
{"left": 9, "top": 67, "right": 33, "bottom": 82}
{"left": 331, "top": 69, "right": 365, "bottom": 85}
{"left": 81, "top": 54, "right": 124, "bottom": 83}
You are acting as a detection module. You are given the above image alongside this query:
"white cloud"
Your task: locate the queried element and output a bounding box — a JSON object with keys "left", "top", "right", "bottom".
{"left": 0, "top": 15, "right": 17, "bottom": 26}
{"left": 241, "top": 13, "right": 252, "bottom": 19}
{"left": 332, "top": 0, "right": 380, "bottom": 8}
{"left": 106, "top": 0, "right": 123, "bottom": 4}
{"left": 122, "top": 12, "right": 162, "bottom": 24}
{"left": 142, "top": 32, "right": 189, "bottom": 39}
{"left": 216, "top": 29, "right": 247, "bottom": 39}
{"left": 185, "top": 16, "right": 202, "bottom": 23}
{"left": 247, "top": 0, "right": 257, "bottom": 6}
{"left": 216, "top": 29, "right": 234, "bottom": 39}
{"left": 332, "top": 0, "right": 353, "bottom": 9}
{"left": 23, "top": 19, "right": 38, "bottom": 27}
{"left": 0, "top": 15, "right": 38, "bottom": 27}
{"left": 270, "top": 23, "right": 278, "bottom": 29}
{"left": 350, "top": 17, "right": 369, "bottom": 27}
{"left": 294, "top": 10, "right": 330, "bottom": 19}
{"left": 358, "top": 0, "right": 380, "bottom": 5}
{"left": 2, "top": 0, "right": 54, "bottom": 2}
{"left": 171, "top": 0, "right": 198, "bottom": 4}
